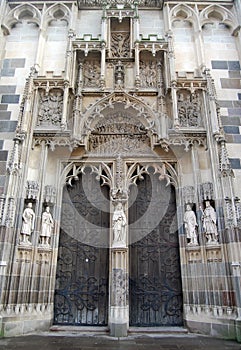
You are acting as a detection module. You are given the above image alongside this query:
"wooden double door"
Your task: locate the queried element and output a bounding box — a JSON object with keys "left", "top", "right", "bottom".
{"left": 54, "top": 169, "right": 183, "bottom": 327}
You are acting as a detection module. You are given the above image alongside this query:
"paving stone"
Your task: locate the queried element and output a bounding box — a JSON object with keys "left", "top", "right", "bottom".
{"left": 0, "top": 334, "right": 240, "bottom": 350}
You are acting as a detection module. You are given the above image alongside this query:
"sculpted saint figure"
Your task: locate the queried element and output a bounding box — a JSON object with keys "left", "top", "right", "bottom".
{"left": 113, "top": 202, "right": 126, "bottom": 245}
{"left": 202, "top": 201, "right": 218, "bottom": 244}
{"left": 40, "top": 206, "right": 54, "bottom": 246}
{"left": 184, "top": 204, "right": 198, "bottom": 245}
{"left": 20, "top": 202, "right": 35, "bottom": 244}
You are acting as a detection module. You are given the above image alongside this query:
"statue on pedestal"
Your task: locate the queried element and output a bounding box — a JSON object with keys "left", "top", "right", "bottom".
{"left": 184, "top": 204, "right": 198, "bottom": 246}
{"left": 20, "top": 202, "right": 35, "bottom": 245}
{"left": 201, "top": 200, "right": 219, "bottom": 244}
{"left": 40, "top": 206, "right": 54, "bottom": 246}
{"left": 112, "top": 202, "right": 126, "bottom": 247}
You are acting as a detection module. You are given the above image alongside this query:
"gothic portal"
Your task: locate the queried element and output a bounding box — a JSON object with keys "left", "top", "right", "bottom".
{"left": 0, "top": 0, "right": 241, "bottom": 342}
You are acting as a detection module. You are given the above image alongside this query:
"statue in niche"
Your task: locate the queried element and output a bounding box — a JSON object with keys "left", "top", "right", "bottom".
{"left": 201, "top": 201, "right": 219, "bottom": 244}
{"left": 112, "top": 202, "right": 126, "bottom": 246}
{"left": 20, "top": 202, "right": 35, "bottom": 245}
{"left": 38, "top": 90, "right": 63, "bottom": 126}
{"left": 184, "top": 204, "right": 198, "bottom": 246}
{"left": 83, "top": 61, "right": 100, "bottom": 87}
{"left": 40, "top": 206, "right": 54, "bottom": 246}
{"left": 111, "top": 32, "right": 130, "bottom": 58}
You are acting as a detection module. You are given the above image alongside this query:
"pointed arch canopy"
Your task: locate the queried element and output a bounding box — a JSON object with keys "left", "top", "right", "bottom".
{"left": 200, "top": 5, "right": 239, "bottom": 33}
{"left": 170, "top": 4, "right": 200, "bottom": 31}
{"left": 2, "top": 3, "right": 41, "bottom": 34}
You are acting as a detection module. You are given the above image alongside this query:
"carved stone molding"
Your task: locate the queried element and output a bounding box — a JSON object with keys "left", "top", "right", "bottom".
{"left": 206, "top": 246, "right": 222, "bottom": 263}
{"left": 159, "top": 133, "right": 206, "bottom": 152}
{"left": 32, "top": 136, "right": 82, "bottom": 151}
{"left": 186, "top": 247, "right": 202, "bottom": 264}
{"left": 77, "top": 0, "right": 164, "bottom": 8}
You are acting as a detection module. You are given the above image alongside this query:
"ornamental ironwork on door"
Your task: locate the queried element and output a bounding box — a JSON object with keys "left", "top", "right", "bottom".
{"left": 54, "top": 170, "right": 109, "bottom": 326}
{"left": 129, "top": 172, "right": 183, "bottom": 326}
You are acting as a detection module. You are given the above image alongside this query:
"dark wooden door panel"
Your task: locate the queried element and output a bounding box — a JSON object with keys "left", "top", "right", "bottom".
{"left": 54, "top": 172, "right": 109, "bottom": 326}
{"left": 129, "top": 173, "right": 183, "bottom": 326}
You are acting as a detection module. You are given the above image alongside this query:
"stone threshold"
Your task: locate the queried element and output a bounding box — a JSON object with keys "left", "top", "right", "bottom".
{"left": 128, "top": 326, "right": 188, "bottom": 334}
{"left": 50, "top": 325, "right": 188, "bottom": 335}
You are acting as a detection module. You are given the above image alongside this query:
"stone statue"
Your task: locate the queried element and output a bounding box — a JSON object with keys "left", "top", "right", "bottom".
{"left": 40, "top": 206, "right": 54, "bottom": 246}
{"left": 112, "top": 202, "right": 126, "bottom": 246}
{"left": 20, "top": 202, "right": 35, "bottom": 245}
{"left": 184, "top": 204, "right": 198, "bottom": 245}
{"left": 202, "top": 201, "right": 218, "bottom": 244}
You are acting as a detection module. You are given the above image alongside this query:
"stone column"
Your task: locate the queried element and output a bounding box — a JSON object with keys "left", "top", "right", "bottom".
{"left": 109, "top": 248, "right": 128, "bottom": 337}
{"left": 100, "top": 42, "right": 106, "bottom": 88}
{"left": 61, "top": 82, "right": 69, "bottom": 130}
{"left": 134, "top": 42, "right": 140, "bottom": 88}
{"left": 35, "top": 27, "right": 47, "bottom": 74}
{"left": 109, "top": 157, "right": 129, "bottom": 337}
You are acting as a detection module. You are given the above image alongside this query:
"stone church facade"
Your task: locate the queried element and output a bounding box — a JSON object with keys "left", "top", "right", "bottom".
{"left": 0, "top": 0, "right": 241, "bottom": 341}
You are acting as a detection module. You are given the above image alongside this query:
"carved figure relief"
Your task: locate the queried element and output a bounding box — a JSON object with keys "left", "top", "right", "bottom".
{"left": 40, "top": 206, "right": 54, "bottom": 246}
{"left": 20, "top": 202, "right": 35, "bottom": 245}
{"left": 111, "top": 32, "right": 130, "bottom": 58}
{"left": 83, "top": 61, "right": 101, "bottom": 87}
{"left": 184, "top": 204, "right": 198, "bottom": 246}
{"left": 201, "top": 201, "right": 219, "bottom": 245}
{"left": 140, "top": 61, "right": 157, "bottom": 88}
{"left": 37, "top": 90, "right": 63, "bottom": 127}
{"left": 177, "top": 91, "right": 202, "bottom": 127}
{"left": 88, "top": 112, "right": 151, "bottom": 155}
{"left": 112, "top": 202, "right": 126, "bottom": 247}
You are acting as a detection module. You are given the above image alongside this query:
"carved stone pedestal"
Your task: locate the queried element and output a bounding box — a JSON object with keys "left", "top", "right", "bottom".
{"left": 109, "top": 248, "right": 128, "bottom": 337}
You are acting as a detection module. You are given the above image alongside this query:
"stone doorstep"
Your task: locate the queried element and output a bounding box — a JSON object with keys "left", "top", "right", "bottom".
{"left": 50, "top": 325, "right": 188, "bottom": 335}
